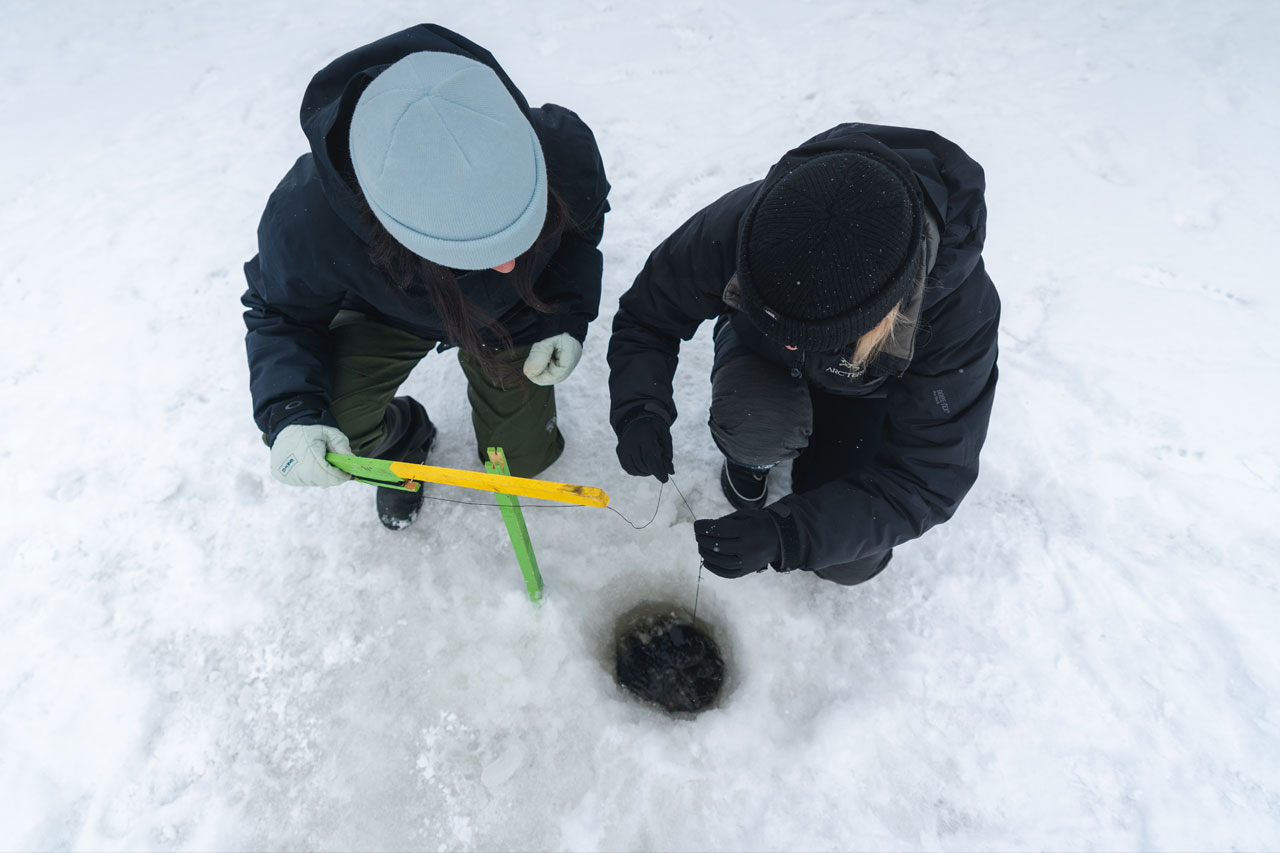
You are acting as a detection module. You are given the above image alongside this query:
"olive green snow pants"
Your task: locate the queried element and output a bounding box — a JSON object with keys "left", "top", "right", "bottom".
{"left": 328, "top": 315, "right": 564, "bottom": 478}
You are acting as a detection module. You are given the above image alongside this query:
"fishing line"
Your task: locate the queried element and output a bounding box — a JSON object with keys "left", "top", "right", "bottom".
{"left": 414, "top": 482, "right": 665, "bottom": 529}
{"left": 415, "top": 493, "right": 586, "bottom": 511}
{"left": 669, "top": 477, "right": 706, "bottom": 628}
{"left": 602, "top": 481, "right": 664, "bottom": 530}
{"left": 417, "top": 479, "right": 707, "bottom": 624}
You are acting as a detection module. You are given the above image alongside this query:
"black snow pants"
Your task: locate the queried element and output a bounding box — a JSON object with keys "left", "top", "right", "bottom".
{"left": 707, "top": 321, "right": 893, "bottom": 586}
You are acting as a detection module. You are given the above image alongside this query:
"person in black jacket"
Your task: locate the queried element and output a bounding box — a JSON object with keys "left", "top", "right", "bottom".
{"left": 242, "top": 25, "right": 609, "bottom": 529}
{"left": 608, "top": 124, "right": 998, "bottom": 584}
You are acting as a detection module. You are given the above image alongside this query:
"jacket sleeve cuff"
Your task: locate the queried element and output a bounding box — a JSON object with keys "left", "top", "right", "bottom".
{"left": 265, "top": 394, "right": 337, "bottom": 446}
{"left": 614, "top": 401, "right": 675, "bottom": 437}
{"left": 531, "top": 310, "right": 590, "bottom": 346}
{"left": 560, "top": 313, "right": 590, "bottom": 344}
{"left": 765, "top": 501, "right": 804, "bottom": 572}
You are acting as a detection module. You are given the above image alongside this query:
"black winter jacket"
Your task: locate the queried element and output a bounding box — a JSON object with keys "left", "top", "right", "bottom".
{"left": 608, "top": 124, "right": 999, "bottom": 571}
{"left": 242, "top": 25, "right": 610, "bottom": 443}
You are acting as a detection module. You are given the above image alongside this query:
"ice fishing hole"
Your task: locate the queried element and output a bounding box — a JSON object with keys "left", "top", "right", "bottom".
{"left": 613, "top": 602, "right": 725, "bottom": 715}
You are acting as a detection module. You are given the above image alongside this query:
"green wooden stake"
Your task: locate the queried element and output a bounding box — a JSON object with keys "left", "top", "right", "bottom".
{"left": 486, "top": 447, "right": 544, "bottom": 603}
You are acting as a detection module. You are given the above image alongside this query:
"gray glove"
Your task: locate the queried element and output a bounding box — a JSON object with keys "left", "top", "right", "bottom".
{"left": 522, "top": 332, "right": 583, "bottom": 386}
{"left": 270, "top": 424, "right": 352, "bottom": 487}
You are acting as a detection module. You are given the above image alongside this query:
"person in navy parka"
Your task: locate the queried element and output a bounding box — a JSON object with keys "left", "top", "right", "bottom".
{"left": 242, "top": 25, "right": 609, "bottom": 529}
{"left": 608, "top": 124, "right": 999, "bottom": 585}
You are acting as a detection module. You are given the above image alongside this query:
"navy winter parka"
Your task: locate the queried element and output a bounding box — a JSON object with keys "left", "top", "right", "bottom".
{"left": 608, "top": 124, "right": 999, "bottom": 571}
{"left": 242, "top": 25, "right": 610, "bottom": 443}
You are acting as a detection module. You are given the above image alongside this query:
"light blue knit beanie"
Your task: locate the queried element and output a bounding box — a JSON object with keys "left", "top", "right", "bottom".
{"left": 349, "top": 52, "right": 548, "bottom": 270}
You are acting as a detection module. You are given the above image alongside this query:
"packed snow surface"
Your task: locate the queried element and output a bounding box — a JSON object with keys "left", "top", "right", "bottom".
{"left": 2, "top": 1, "right": 1278, "bottom": 850}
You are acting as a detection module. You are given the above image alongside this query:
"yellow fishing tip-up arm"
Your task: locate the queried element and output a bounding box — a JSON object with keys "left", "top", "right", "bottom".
{"left": 325, "top": 452, "right": 609, "bottom": 508}
{"left": 390, "top": 460, "right": 610, "bottom": 508}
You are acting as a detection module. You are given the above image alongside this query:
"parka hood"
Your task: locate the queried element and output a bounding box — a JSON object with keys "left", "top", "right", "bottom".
{"left": 297, "top": 24, "right": 535, "bottom": 240}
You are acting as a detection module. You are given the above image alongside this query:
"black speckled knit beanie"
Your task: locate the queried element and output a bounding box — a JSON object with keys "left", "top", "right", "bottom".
{"left": 736, "top": 150, "right": 924, "bottom": 351}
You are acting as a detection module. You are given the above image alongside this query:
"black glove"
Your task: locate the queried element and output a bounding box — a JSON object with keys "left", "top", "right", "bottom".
{"left": 615, "top": 413, "right": 674, "bottom": 483}
{"left": 693, "top": 510, "right": 782, "bottom": 578}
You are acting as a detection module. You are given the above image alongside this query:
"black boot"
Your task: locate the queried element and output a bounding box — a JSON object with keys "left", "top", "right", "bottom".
{"left": 372, "top": 397, "right": 436, "bottom": 531}
{"left": 720, "top": 459, "right": 770, "bottom": 511}
{"left": 376, "top": 458, "right": 431, "bottom": 530}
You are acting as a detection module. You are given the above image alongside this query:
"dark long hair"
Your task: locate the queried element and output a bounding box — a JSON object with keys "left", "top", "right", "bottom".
{"left": 353, "top": 182, "right": 572, "bottom": 386}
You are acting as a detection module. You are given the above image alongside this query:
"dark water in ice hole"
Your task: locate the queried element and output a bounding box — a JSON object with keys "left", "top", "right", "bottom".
{"left": 614, "top": 603, "right": 725, "bottom": 715}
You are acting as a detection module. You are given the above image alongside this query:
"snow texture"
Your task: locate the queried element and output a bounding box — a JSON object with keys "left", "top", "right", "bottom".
{"left": 2, "top": 1, "right": 1279, "bottom": 850}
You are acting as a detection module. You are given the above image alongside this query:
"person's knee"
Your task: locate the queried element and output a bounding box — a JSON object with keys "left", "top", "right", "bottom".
{"left": 492, "top": 426, "right": 564, "bottom": 478}
{"left": 332, "top": 403, "right": 385, "bottom": 455}
{"left": 709, "top": 355, "right": 813, "bottom": 467}
{"left": 328, "top": 319, "right": 434, "bottom": 453}
{"left": 358, "top": 396, "right": 434, "bottom": 460}
{"left": 813, "top": 550, "right": 893, "bottom": 586}
{"left": 462, "top": 363, "right": 563, "bottom": 477}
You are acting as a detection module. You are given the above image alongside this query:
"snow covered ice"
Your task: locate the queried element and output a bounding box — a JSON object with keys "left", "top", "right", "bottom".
{"left": 2, "top": 1, "right": 1279, "bottom": 850}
